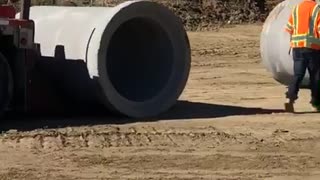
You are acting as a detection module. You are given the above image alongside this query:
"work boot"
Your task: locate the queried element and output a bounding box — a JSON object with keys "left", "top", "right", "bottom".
{"left": 311, "top": 104, "right": 320, "bottom": 112}
{"left": 284, "top": 100, "right": 295, "bottom": 113}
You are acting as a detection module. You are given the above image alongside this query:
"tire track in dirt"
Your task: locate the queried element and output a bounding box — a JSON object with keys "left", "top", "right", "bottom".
{"left": 0, "top": 126, "right": 244, "bottom": 149}
{"left": 68, "top": 149, "right": 320, "bottom": 180}
{"left": 1, "top": 123, "right": 320, "bottom": 155}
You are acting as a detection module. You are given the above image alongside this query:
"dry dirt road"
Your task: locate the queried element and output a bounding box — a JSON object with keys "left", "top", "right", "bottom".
{"left": 1, "top": 25, "right": 320, "bottom": 180}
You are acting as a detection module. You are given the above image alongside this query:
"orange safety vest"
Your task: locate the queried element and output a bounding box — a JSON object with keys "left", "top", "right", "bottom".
{"left": 285, "top": 0, "right": 320, "bottom": 50}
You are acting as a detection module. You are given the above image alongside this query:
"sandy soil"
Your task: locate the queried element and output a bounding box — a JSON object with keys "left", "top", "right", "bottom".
{"left": 1, "top": 25, "right": 320, "bottom": 180}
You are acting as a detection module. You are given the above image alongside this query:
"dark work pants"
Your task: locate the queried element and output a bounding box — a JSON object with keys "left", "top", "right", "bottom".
{"left": 286, "top": 48, "right": 320, "bottom": 105}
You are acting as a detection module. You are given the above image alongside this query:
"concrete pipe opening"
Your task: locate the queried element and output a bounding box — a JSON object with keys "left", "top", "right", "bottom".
{"left": 106, "top": 17, "right": 174, "bottom": 102}
{"left": 26, "top": 0, "right": 191, "bottom": 118}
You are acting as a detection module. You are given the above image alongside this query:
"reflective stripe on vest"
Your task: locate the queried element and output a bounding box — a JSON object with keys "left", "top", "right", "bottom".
{"left": 292, "top": 6, "right": 299, "bottom": 46}
{"left": 308, "top": 5, "right": 320, "bottom": 45}
{"left": 291, "top": 4, "right": 320, "bottom": 47}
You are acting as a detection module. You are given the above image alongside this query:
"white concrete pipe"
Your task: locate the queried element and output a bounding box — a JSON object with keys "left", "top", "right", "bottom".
{"left": 260, "top": 0, "right": 310, "bottom": 87}
{"left": 23, "top": 1, "right": 191, "bottom": 118}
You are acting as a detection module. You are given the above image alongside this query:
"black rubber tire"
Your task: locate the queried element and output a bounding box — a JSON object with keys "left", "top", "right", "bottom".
{"left": 0, "top": 52, "right": 13, "bottom": 116}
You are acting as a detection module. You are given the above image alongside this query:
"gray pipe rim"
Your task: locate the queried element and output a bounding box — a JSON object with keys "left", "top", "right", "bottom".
{"left": 97, "top": 1, "right": 191, "bottom": 118}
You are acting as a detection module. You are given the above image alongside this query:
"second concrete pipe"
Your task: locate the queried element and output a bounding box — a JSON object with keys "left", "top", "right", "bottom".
{"left": 260, "top": 0, "right": 312, "bottom": 87}
{"left": 24, "top": 1, "right": 191, "bottom": 118}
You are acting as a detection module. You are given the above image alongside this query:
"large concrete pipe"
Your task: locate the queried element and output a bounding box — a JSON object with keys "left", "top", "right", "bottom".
{"left": 24, "top": 1, "right": 191, "bottom": 118}
{"left": 260, "top": 0, "right": 310, "bottom": 87}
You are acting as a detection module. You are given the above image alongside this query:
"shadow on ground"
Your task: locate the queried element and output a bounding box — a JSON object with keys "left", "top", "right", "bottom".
{"left": 0, "top": 101, "right": 285, "bottom": 132}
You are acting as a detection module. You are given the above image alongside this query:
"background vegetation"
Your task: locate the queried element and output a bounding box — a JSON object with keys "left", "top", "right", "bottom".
{"left": 0, "top": 0, "right": 283, "bottom": 31}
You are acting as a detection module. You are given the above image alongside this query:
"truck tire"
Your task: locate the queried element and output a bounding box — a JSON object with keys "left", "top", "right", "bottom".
{"left": 0, "top": 52, "right": 13, "bottom": 116}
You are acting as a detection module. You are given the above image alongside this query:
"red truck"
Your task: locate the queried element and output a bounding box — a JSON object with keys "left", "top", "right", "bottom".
{"left": 0, "top": 0, "right": 35, "bottom": 115}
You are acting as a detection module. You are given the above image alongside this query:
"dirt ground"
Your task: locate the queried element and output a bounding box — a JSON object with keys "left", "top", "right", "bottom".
{"left": 1, "top": 25, "right": 320, "bottom": 180}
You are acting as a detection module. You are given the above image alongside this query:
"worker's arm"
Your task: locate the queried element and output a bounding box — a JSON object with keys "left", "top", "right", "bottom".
{"left": 316, "top": 11, "right": 320, "bottom": 36}
{"left": 285, "top": 12, "right": 294, "bottom": 34}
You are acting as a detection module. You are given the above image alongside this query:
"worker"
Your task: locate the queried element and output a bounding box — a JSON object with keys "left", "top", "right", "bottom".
{"left": 285, "top": 0, "right": 320, "bottom": 112}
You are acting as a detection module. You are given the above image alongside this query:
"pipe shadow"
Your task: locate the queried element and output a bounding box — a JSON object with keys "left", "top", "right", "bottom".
{"left": 157, "top": 101, "right": 286, "bottom": 119}
{"left": 0, "top": 101, "right": 285, "bottom": 132}
{"left": 292, "top": 111, "right": 319, "bottom": 114}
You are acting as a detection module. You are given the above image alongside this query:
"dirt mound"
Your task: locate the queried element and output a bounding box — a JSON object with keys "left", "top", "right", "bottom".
{"left": 99, "top": 0, "right": 284, "bottom": 31}
{"left": 0, "top": 0, "right": 284, "bottom": 30}
{"left": 93, "top": 0, "right": 284, "bottom": 31}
